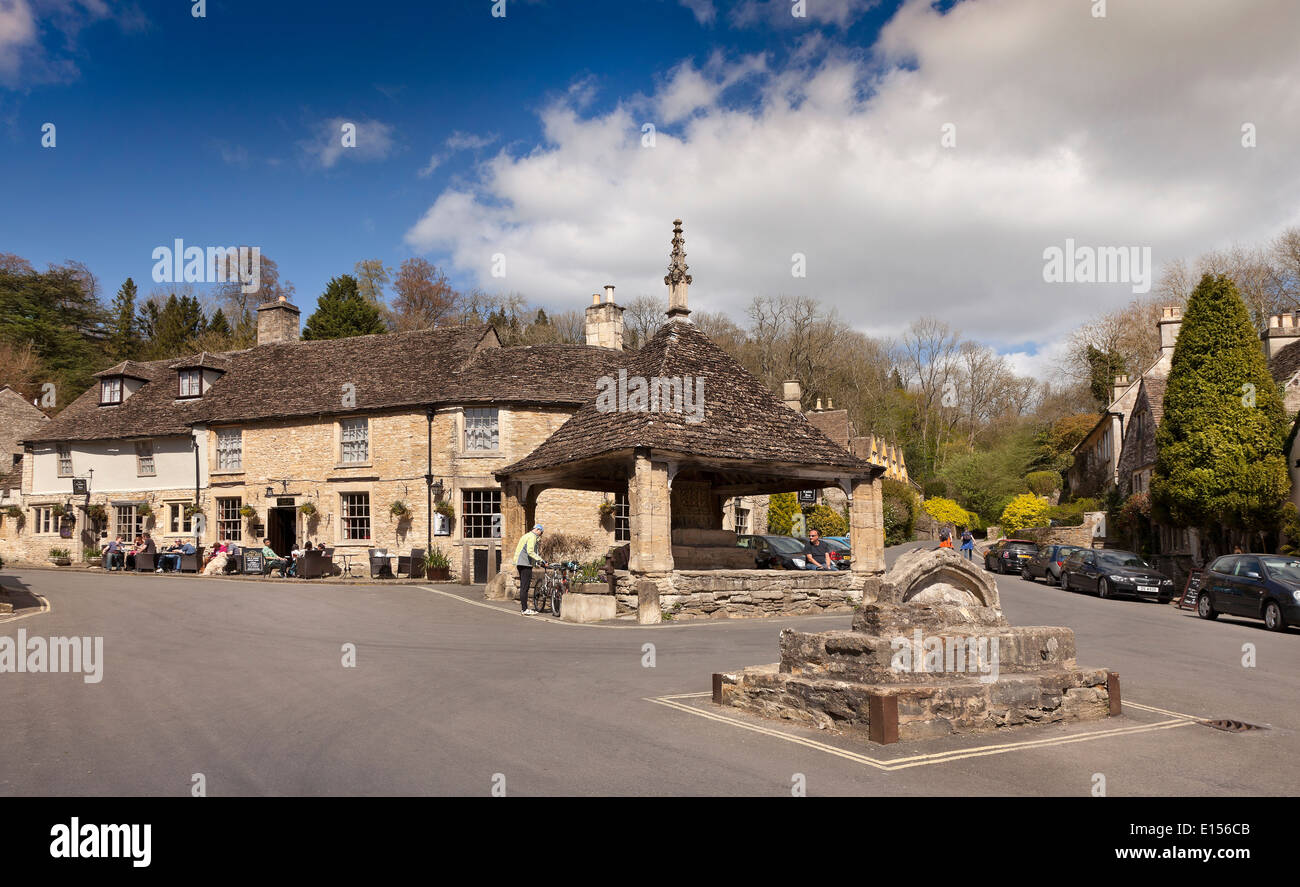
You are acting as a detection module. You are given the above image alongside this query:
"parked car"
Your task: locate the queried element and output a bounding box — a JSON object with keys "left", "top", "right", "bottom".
{"left": 1196, "top": 553, "right": 1300, "bottom": 631}
{"left": 1060, "top": 548, "right": 1175, "bottom": 601}
{"left": 821, "top": 537, "right": 852, "bottom": 570}
{"left": 983, "top": 539, "right": 1039, "bottom": 574}
{"left": 737, "top": 534, "right": 811, "bottom": 570}
{"left": 1021, "top": 544, "right": 1083, "bottom": 586}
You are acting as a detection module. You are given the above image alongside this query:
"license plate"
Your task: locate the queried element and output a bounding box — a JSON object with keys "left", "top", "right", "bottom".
{"left": 1138, "top": 585, "right": 1157, "bottom": 594}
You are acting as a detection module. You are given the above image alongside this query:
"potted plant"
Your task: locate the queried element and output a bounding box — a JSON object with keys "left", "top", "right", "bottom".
{"left": 48, "top": 548, "right": 71, "bottom": 566}
{"left": 83, "top": 546, "right": 102, "bottom": 564}
{"left": 597, "top": 500, "right": 615, "bottom": 520}
{"left": 435, "top": 500, "right": 455, "bottom": 520}
{"left": 87, "top": 503, "right": 108, "bottom": 525}
{"left": 239, "top": 504, "right": 257, "bottom": 519}
{"left": 4, "top": 505, "right": 23, "bottom": 526}
{"left": 298, "top": 501, "right": 318, "bottom": 518}
{"left": 390, "top": 501, "right": 411, "bottom": 521}
{"left": 183, "top": 502, "right": 203, "bottom": 519}
{"left": 424, "top": 547, "right": 451, "bottom": 581}
{"left": 51, "top": 504, "right": 68, "bottom": 518}
{"left": 136, "top": 502, "right": 153, "bottom": 518}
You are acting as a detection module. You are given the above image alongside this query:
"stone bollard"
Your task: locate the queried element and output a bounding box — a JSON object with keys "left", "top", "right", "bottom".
{"left": 637, "top": 579, "right": 661, "bottom": 625}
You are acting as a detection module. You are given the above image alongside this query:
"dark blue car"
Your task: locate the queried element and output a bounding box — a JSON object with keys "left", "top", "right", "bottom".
{"left": 1197, "top": 554, "right": 1300, "bottom": 631}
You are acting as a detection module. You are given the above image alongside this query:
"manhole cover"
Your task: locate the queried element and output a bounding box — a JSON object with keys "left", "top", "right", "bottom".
{"left": 1198, "top": 719, "right": 1264, "bottom": 733}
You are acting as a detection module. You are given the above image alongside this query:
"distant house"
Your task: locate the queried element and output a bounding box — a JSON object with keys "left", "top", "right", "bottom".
{"left": 0, "top": 385, "right": 48, "bottom": 515}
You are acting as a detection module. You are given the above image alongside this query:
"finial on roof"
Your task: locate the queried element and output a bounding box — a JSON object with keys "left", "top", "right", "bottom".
{"left": 664, "top": 218, "right": 692, "bottom": 320}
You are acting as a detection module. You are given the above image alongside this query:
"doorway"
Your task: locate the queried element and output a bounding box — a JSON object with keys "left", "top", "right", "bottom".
{"left": 268, "top": 508, "right": 297, "bottom": 557}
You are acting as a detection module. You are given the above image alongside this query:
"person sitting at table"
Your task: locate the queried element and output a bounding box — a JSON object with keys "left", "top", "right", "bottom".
{"left": 260, "top": 538, "right": 289, "bottom": 577}
{"left": 125, "top": 535, "right": 144, "bottom": 570}
{"left": 103, "top": 535, "right": 125, "bottom": 571}
{"left": 285, "top": 540, "right": 311, "bottom": 577}
{"left": 157, "top": 539, "right": 194, "bottom": 573}
{"left": 203, "top": 541, "right": 230, "bottom": 575}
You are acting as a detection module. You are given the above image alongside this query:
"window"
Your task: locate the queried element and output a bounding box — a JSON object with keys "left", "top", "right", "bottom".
{"left": 216, "top": 429, "right": 242, "bottom": 471}
{"left": 340, "top": 418, "right": 369, "bottom": 464}
{"left": 136, "top": 441, "right": 155, "bottom": 477}
{"left": 732, "top": 505, "right": 749, "bottom": 538}
{"left": 217, "top": 498, "right": 242, "bottom": 542}
{"left": 100, "top": 377, "right": 123, "bottom": 405}
{"left": 178, "top": 369, "right": 202, "bottom": 398}
{"left": 115, "top": 505, "right": 142, "bottom": 540}
{"left": 462, "top": 489, "right": 501, "bottom": 539}
{"left": 168, "top": 502, "right": 193, "bottom": 535}
{"left": 464, "top": 408, "right": 499, "bottom": 452}
{"left": 341, "top": 493, "right": 371, "bottom": 540}
{"left": 56, "top": 444, "right": 73, "bottom": 477}
{"left": 33, "top": 507, "right": 56, "bottom": 535}
{"left": 614, "top": 492, "right": 632, "bottom": 541}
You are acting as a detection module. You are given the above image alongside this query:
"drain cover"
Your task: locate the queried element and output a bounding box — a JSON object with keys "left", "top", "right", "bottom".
{"left": 1198, "top": 719, "right": 1264, "bottom": 733}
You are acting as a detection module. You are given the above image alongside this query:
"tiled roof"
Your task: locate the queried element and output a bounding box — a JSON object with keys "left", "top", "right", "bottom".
{"left": 0, "top": 386, "right": 47, "bottom": 488}
{"left": 23, "top": 325, "right": 627, "bottom": 444}
{"left": 1143, "top": 377, "right": 1167, "bottom": 426}
{"left": 501, "top": 320, "right": 872, "bottom": 474}
{"left": 93, "top": 360, "right": 154, "bottom": 380}
{"left": 806, "top": 410, "right": 852, "bottom": 449}
{"left": 1270, "top": 339, "right": 1300, "bottom": 383}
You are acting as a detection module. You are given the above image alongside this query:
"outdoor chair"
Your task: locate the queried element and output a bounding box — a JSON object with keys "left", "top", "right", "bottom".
{"left": 134, "top": 552, "right": 156, "bottom": 573}
{"left": 397, "top": 548, "right": 425, "bottom": 579}
{"left": 180, "top": 546, "right": 204, "bottom": 573}
{"left": 369, "top": 548, "right": 392, "bottom": 579}
{"left": 296, "top": 550, "right": 324, "bottom": 579}
{"left": 223, "top": 546, "right": 242, "bottom": 574}
{"left": 321, "top": 547, "right": 338, "bottom": 576}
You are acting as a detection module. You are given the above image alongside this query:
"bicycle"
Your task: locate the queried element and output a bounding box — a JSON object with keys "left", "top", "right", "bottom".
{"left": 532, "top": 560, "right": 578, "bottom": 617}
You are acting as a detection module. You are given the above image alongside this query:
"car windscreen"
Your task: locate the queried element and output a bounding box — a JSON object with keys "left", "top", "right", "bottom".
{"left": 1005, "top": 543, "right": 1037, "bottom": 553}
{"left": 1098, "top": 551, "right": 1151, "bottom": 569}
{"left": 766, "top": 537, "right": 807, "bottom": 554}
{"left": 1261, "top": 556, "right": 1300, "bottom": 583}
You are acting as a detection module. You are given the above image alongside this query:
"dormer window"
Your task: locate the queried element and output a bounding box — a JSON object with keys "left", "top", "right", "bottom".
{"left": 178, "top": 369, "right": 202, "bottom": 399}
{"left": 100, "top": 377, "right": 123, "bottom": 405}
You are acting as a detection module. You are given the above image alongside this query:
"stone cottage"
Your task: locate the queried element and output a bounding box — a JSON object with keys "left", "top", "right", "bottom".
{"left": 0, "top": 386, "right": 49, "bottom": 551}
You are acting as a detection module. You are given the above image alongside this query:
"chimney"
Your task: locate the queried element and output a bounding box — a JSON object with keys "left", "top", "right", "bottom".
{"left": 584, "top": 284, "right": 624, "bottom": 350}
{"left": 782, "top": 379, "right": 802, "bottom": 412}
{"left": 1112, "top": 373, "right": 1130, "bottom": 404}
{"left": 1158, "top": 305, "right": 1182, "bottom": 358}
{"left": 1262, "top": 312, "right": 1300, "bottom": 359}
{"left": 256, "top": 296, "right": 300, "bottom": 346}
{"left": 815, "top": 398, "right": 824, "bottom": 411}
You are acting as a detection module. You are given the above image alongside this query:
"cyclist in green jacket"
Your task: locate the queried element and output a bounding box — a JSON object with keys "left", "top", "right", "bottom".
{"left": 515, "top": 523, "right": 547, "bottom": 615}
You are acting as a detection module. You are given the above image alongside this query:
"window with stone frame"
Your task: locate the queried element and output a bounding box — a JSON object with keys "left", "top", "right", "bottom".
{"left": 615, "top": 491, "right": 631, "bottom": 542}
{"left": 33, "top": 506, "right": 56, "bottom": 535}
{"left": 168, "top": 502, "right": 194, "bottom": 535}
{"left": 733, "top": 506, "right": 750, "bottom": 537}
{"left": 217, "top": 497, "right": 242, "bottom": 542}
{"left": 100, "top": 377, "right": 123, "bottom": 405}
{"left": 341, "top": 492, "right": 371, "bottom": 540}
{"left": 462, "top": 489, "right": 501, "bottom": 539}
{"left": 56, "top": 444, "right": 73, "bottom": 477}
{"left": 216, "top": 428, "right": 242, "bottom": 471}
{"left": 178, "top": 369, "right": 202, "bottom": 398}
{"left": 136, "top": 440, "right": 156, "bottom": 477}
{"left": 115, "top": 505, "right": 142, "bottom": 541}
{"left": 340, "top": 418, "right": 369, "bottom": 464}
{"left": 463, "top": 408, "right": 499, "bottom": 452}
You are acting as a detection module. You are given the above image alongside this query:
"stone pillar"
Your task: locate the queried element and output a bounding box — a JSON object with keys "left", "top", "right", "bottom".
{"left": 850, "top": 475, "right": 885, "bottom": 573}
{"left": 628, "top": 450, "right": 673, "bottom": 574}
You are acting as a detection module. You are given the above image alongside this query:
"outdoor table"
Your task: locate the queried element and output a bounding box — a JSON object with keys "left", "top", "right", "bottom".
{"left": 337, "top": 552, "right": 360, "bottom": 577}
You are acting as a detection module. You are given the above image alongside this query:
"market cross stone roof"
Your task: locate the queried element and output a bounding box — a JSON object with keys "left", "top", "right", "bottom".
{"left": 501, "top": 318, "right": 874, "bottom": 475}
{"left": 24, "top": 324, "right": 629, "bottom": 444}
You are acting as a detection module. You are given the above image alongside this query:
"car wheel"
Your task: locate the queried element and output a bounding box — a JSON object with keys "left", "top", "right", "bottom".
{"left": 1197, "top": 592, "right": 1218, "bottom": 620}
{"left": 1053, "top": 570, "right": 1063, "bottom": 588}
{"left": 1264, "top": 601, "right": 1285, "bottom": 631}
{"left": 1098, "top": 578, "right": 1111, "bottom": 599}
{"left": 1061, "top": 573, "right": 1072, "bottom": 592}
{"left": 1021, "top": 568, "right": 1032, "bottom": 582}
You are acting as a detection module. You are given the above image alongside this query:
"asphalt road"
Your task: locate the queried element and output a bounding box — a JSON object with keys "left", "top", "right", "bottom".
{"left": 1, "top": 546, "right": 1296, "bottom": 796}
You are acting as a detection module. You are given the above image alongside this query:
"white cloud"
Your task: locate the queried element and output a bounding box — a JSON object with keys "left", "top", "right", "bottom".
{"left": 404, "top": 0, "right": 1300, "bottom": 356}
{"left": 419, "top": 130, "right": 499, "bottom": 178}
{"left": 301, "top": 117, "right": 396, "bottom": 169}
{"left": 1, "top": 0, "right": 147, "bottom": 85}
{"left": 678, "top": 0, "right": 716, "bottom": 25}
{"left": 731, "top": 0, "right": 879, "bottom": 29}
{"left": 0, "top": 0, "right": 40, "bottom": 79}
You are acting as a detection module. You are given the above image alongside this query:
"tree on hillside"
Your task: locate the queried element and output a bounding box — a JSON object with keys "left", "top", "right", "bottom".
{"left": 302, "top": 275, "right": 387, "bottom": 340}
{"left": 0, "top": 263, "right": 106, "bottom": 407}
{"left": 354, "top": 259, "right": 391, "bottom": 304}
{"left": 1151, "top": 274, "right": 1289, "bottom": 552}
{"left": 391, "top": 258, "right": 458, "bottom": 331}
{"left": 106, "top": 278, "right": 141, "bottom": 362}
{"left": 1085, "top": 344, "right": 1127, "bottom": 408}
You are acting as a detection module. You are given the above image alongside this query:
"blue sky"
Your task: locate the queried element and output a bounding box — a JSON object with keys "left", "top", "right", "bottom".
{"left": 3, "top": 0, "right": 1299, "bottom": 378}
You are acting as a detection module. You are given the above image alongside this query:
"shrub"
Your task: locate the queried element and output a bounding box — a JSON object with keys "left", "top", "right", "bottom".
{"left": 767, "top": 492, "right": 800, "bottom": 535}
{"left": 83, "top": 546, "right": 101, "bottom": 562}
{"left": 806, "top": 504, "right": 848, "bottom": 537}
{"left": 425, "top": 547, "right": 450, "bottom": 569}
{"left": 923, "top": 496, "right": 973, "bottom": 528}
{"left": 923, "top": 480, "right": 949, "bottom": 499}
{"left": 999, "top": 494, "right": 1050, "bottom": 534}
{"left": 1024, "top": 470, "right": 1060, "bottom": 497}
{"left": 1047, "top": 496, "right": 1099, "bottom": 527}
{"left": 538, "top": 531, "right": 596, "bottom": 562}
{"left": 48, "top": 548, "right": 70, "bottom": 560}
{"left": 882, "top": 478, "right": 918, "bottom": 546}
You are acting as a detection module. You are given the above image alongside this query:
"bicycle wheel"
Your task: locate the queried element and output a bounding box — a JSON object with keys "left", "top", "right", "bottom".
{"left": 532, "top": 578, "right": 549, "bottom": 612}
{"left": 549, "top": 585, "right": 562, "bottom": 617}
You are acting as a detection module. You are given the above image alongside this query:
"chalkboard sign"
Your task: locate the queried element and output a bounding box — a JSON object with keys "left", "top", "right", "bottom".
{"left": 242, "top": 551, "right": 264, "bottom": 574}
{"left": 1177, "top": 568, "right": 1204, "bottom": 610}
{"left": 797, "top": 489, "right": 818, "bottom": 504}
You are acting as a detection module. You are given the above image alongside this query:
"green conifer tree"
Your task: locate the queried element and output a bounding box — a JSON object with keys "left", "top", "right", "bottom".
{"left": 302, "top": 275, "right": 387, "bottom": 340}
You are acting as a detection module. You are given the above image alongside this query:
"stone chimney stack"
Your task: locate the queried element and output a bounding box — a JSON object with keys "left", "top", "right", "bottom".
{"left": 256, "top": 296, "right": 300, "bottom": 346}
{"left": 1112, "top": 374, "right": 1130, "bottom": 404}
{"left": 1262, "top": 312, "right": 1300, "bottom": 359}
{"left": 782, "top": 379, "right": 803, "bottom": 412}
{"left": 584, "top": 284, "right": 624, "bottom": 350}
{"left": 664, "top": 218, "right": 692, "bottom": 322}
{"left": 1158, "top": 305, "right": 1182, "bottom": 358}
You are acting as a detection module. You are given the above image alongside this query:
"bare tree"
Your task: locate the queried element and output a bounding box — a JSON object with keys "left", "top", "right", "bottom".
{"left": 622, "top": 294, "right": 666, "bottom": 349}
{"left": 391, "top": 258, "right": 460, "bottom": 331}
